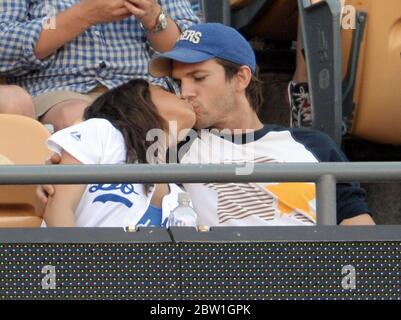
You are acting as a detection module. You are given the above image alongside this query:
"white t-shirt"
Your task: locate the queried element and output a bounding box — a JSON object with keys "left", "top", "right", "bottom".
{"left": 47, "top": 118, "right": 181, "bottom": 227}
{"left": 180, "top": 129, "right": 318, "bottom": 226}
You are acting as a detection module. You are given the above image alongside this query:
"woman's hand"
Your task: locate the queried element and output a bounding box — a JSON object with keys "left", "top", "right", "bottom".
{"left": 35, "top": 153, "right": 61, "bottom": 216}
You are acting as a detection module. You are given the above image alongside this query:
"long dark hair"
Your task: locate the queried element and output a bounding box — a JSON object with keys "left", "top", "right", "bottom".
{"left": 84, "top": 79, "right": 167, "bottom": 192}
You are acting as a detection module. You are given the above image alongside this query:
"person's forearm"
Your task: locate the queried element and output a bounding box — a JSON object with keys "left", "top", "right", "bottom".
{"left": 34, "top": 3, "right": 92, "bottom": 60}
{"left": 146, "top": 17, "right": 181, "bottom": 52}
{"left": 44, "top": 204, "right": 75, "bottom": 227}
{"left": 339, "top": 213, "right": 376, "bottom": 226}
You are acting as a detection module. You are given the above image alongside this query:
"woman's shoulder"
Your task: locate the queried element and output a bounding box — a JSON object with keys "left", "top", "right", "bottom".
{"left": 74, "top": 118, "right": 121, "bottom": 136}
{"left": 81, "top": 118, "right": 113, "bottom": 128}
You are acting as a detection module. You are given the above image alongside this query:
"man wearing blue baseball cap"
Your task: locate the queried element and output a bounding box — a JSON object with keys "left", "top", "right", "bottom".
{"left": 150, "top": 23, "right": 375, "bottom": 227}
{"left": 150, "top": 23, "right": 262, "bottom": 131}
{"left": 150, "top": 23, "right": 257, "bottom": 77}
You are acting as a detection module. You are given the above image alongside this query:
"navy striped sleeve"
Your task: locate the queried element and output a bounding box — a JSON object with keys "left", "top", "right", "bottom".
{"left": 285, "top": 128, "right": 372, "bottom": 224}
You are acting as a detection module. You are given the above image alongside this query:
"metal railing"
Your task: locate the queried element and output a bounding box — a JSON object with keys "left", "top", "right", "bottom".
{"left": 1, "top": 162, "right": 400, "bottom": 226}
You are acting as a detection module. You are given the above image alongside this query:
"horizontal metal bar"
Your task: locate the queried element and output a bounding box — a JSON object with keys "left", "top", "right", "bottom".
{"left": 2, "top": 226, "right": 401, "bottom": 243}
{"left": 0, "top": 162, "right": 400, "bottom": 185}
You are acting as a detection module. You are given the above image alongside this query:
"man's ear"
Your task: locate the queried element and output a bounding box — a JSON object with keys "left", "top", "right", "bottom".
{"left": 235, "top": 66, "right": 252, "bottom": 92}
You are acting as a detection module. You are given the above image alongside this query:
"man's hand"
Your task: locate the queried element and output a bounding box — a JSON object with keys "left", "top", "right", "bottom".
{"left": 76, "top": 0, "right": 132, "bottom": 27}
{"left": 36, "top": 153, "right": 61, "bottom": 216}
{"left": 124, "top": 0, "right": 161, "bottom": 30}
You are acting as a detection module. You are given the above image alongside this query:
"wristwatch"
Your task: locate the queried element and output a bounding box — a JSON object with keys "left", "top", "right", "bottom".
{"left": 141, "top": 8, "right": 168, "bottom": 35}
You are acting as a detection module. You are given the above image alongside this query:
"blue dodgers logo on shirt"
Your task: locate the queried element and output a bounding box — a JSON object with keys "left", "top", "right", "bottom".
{"left": 89, "top": 184, "right": 139, "bottom": 208}
{"left": 136, "top": 207, "right": 168, "bottom": 228}
{"left": 70, "top": 131, "right": 82, "bottom": 141}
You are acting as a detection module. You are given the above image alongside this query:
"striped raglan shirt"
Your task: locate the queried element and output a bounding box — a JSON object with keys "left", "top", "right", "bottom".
{"left": 179, "top": 125, "right": 371, "bottom": 226}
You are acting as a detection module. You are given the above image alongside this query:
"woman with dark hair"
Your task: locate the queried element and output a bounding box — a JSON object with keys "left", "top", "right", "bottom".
{"left": 43, "top": 79, "right": 195, "bottom": 227}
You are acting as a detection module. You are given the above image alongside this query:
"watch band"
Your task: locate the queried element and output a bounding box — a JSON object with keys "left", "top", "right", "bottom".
{"left": 141, "top": 8, "right": 168, "bottom": 35}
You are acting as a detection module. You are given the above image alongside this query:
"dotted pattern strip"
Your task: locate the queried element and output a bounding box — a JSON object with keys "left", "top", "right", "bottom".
{"left": 180, "top": 242, "right": 401, "bottom": 300}
{"left": 0, "top": 243, "right": 180, "bottom": 300}
{"left": 0, "top": 242, "right": 400, "bottom": 300}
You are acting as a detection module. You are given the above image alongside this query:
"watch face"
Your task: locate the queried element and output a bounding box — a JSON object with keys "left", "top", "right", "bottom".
{"left": 160, "top": 12, "right": 168, "bottom": 30}
{"left": 143, "top": 10, "right": 168, "bottom": 33}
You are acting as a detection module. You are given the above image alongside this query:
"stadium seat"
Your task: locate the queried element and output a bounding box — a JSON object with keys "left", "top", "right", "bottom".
{"left": 0, "top": 114, "right": 52, "bottom": 227}
{"left": 342, "top": 0, "right": 401, "bottom": 145}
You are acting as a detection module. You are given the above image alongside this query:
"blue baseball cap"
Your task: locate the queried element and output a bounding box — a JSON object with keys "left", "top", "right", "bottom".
{"left": 149, "top": 23, "right": 256, "bottom": 77}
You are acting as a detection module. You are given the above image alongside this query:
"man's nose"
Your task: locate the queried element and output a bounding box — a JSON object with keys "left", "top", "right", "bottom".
{"left": 179, "top": 81, "right": 195, "bottom": 100}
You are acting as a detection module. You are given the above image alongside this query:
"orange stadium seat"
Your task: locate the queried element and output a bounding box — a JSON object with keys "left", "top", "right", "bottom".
{"left": 233, "top": 0, "right": 400, "bottom": 144}
{"left": 342, "top": 0, "right": 401, "bottom": 144}
{"left": 0, "top": 114, "right": 52, "bottom": 227}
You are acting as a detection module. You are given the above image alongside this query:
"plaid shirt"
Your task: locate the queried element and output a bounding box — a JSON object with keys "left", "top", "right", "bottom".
{"left": 0, "top": 0, "right": 199, "bottom": 96}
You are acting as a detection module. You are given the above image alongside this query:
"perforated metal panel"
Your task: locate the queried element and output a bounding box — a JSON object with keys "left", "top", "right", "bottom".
{"left": 0, "top": 227, "right": 400, "bottom": 300}
{"left": 179, "top": 242, "right": 401, "bottom": 300}
{"left": 0, "top": 243, "right": 179, "bottom": 300}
